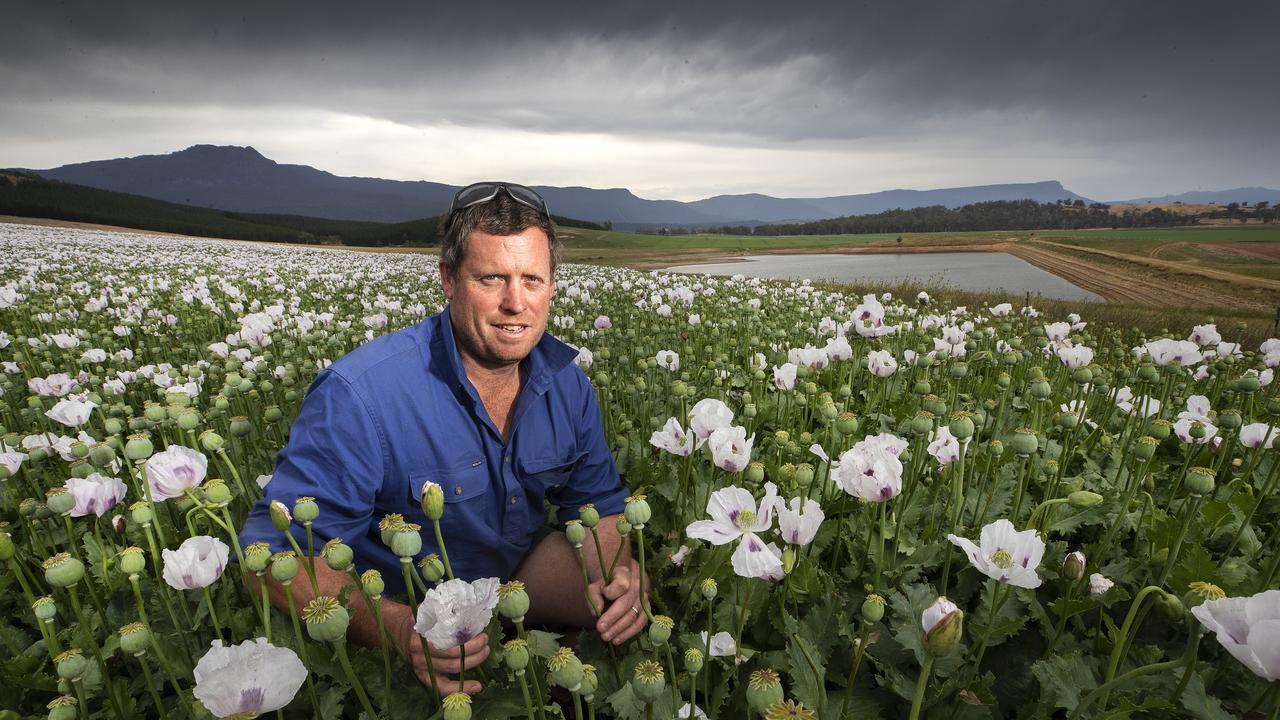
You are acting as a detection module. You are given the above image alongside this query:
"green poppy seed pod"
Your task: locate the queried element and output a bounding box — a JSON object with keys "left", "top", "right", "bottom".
{"left": 391, "top": 525, "right": 423, "bottom": 558}
{"left": 88, "top": 443, "right": 117, "bottom": 468}
{"left": 580, "top": 664, "right": 598, "bottom": 699}
{"left": 1011, "top": 428, "right": 1038, "bottom": 456}
{"left": 861, "top": 594, "right": 886, "bottom": 623}
{"left": 997, "top": 370, "right": 1012, "bottom": 386}
{"left": 1029, "top": 380, "right": 1053, "bottom": 400}
{"left": 1236, "top": 375, "right": 1261, "bottom": 394}
{"left": 670, "top": 380, "right": 687, "bottom": 397}
{"left": 743, "top": 403, "right": 758, "bottom": 418}
{"left": 746, "top": 669, "right": 785, "bottom": 716}
{"left": 294, "top": 496, "right": 319, "bottom": 524}
{"left": 794, "top": 463, "right": 815, "bottom": 488}
{"left": 615, "top": 516, "right": 632, "bottom": 537}
{"left": 1154, "top": 590, "right": 1185, "bottom": 620}
{"left": 923, "top": 606, "right": 964, "bottom": 658}
{"left": 33, "top": 596, "right": 58, "bottom": 622}
{"left": 228, "top": 416, "right": 252, "bottom": 438}
{"left": 700, "top": 578, "right": 718, "bottom": 601}
{"left": 549, "top": 647, "right": 586, "bottom": 692}
{"left": 361, "top": 569, "right": 385, "bottom": 597}
{"left": 773, "top": 430, "right": 791, "bottom": 445}
{"left": 630, "top": 659, "right": 665, "bottom": 704}
{"left": 782, "top": 545, "right": 797, "bottom": 574}
{"left": 54, "top": 649, "right": 87, "bottom": 681}
{"left": 1067, "top": 490, "right": 1104, "bottom": 509}
{"left": 270, "top": 551, "right": 299, "bottom": 583}
{"left": 564, "top": 520, "right": 587, "bottom": 547}
{"left": 28, "top": 446, "right": 50, "bottom": 464}
{"left": 198, "top": 430, "right": 225, "bottom": 453}
{"left": 579, "top": 504, "right": 600, "bottom": 528}
{"left": 243, "top": 543, "right": 271, "bottom": 574}
{"left": 923, "top": 395, "right": 947, "bottom": 417}
{"left": 684, "top": 647, "right": 704, "bottom": 674}
{"left": 1058, "top": 411, "right": 1079, "bottom": 430}
{"left": 67, "top": 461, "right": 93, "bottom": 480}
{"left": 420, "top": 482, "right": 445, "bottom": 522}
{"left": 123, "top": 433, "right": 154, "bottom": 461}
{"left": 321, "top": 538, "right": 353, "bottom": 572}
{"left": 1218, "top": 409, "right": 1242, "bottom": 430}
{"left": 43, "top": 554, "right": 84, "bottom": 588}
{"left": 269, "top": 500, "right": 292, "bottom": 532}
{"left": 911, "top": 411, "right": 935, "bottom": 436}
{"left": 836, "top": 411, "right": 859, "bottom": 435}
{"left": 1132, "top": 436, "right": 1158, "bottom": 461}
{"left": 143, "top": 403, "right": 167, "bottom": 423}
{"left": 175, "top": 408, "right": 201, "bottom": 431}
{"left": 119, "top": 622, "right": 151, "bottom": 655}
{"left": 497, "top": 580, "right": 531, "bottom": 622}
{"left": 1184, "top": 581, "right": 1226, "bottom": 609}
{"left": 985, "top": 440, "right": 1004, "bottom": 459}
{"left": 1072, "top": 367, "right": 1093, "bottom": 384}
{"left": 624, "top": 495, "right": 651, "bottom": 529}
{"left": 1266, "top": 396, "right": 1280, "bottom": 416}
{"left": 263, "top": 405, "right": 283, "bottom": 422}
{"left": 442, "top": 692, "right": 472, "bottom": 720}
{"left": 214, "top": 395, "right": 230, "bottom": 411}
{"left": 129, "top": 501, "right": 153, "bottom": 526}
{"left": 47, "top": 695, "right": 79, "bottom": 720}
{"left": 778, "top": 463, "right": 796, "bottom": 483}
{"left": 1137, "top": 363, "right": 1160, "bottom": 383}
{"left": 45, "top": 489, "right": 74, "bottom": 516}
{"left": 302, "top": 596, "right": 350, "bottom": 643}
{"left": 648, "top": 615, "right": 674, "bottom": 645}
{"left": 379, "top": 513, "right": 405, "bottom": 547}
{"left": 1186, "top": 466, "right": 1216, "bottom": 497}
{"left": 203, "top": 479, "right": 231, "bottom": 506}
{"left": 1062, "top": 551, "right": 1086, "bottom": 581}
{"left": 0, "top": 533, "right": 13, "bottom": 562}
{"left": 103, "top": 418, "right": 126, "bottom": 437}
{"left": 419, "top": 554, "right": 446, "bottom": 583}
{"left": 503, "top": 639, "right": 530, "bottom": 672}
{"left": 949, "top": 413, "right": 975, "bottom": 440}
{"left": 745, "top": 462, "right": 766, "bottom": 484}
{"left": 118, "top": 546, "right": 146, "bottom": 576}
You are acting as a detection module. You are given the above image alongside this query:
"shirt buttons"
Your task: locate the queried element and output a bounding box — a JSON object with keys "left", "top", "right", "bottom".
{"left": 454, "top": 486, "right": 463, "bottom": 496}
{"left": 504, "top": 455, "right": 511, "bottom": 464}
{"left": 510, "top": 495, "right": 518, "bottom": 504}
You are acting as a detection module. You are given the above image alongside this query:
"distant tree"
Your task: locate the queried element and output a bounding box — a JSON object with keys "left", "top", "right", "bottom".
{"left": 1072, "top": 199, "right": 1085, "bottom": 207}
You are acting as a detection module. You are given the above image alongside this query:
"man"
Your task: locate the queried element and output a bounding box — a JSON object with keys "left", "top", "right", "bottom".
{"left": 240, "top": 182, "right": 647, "bottom": 696}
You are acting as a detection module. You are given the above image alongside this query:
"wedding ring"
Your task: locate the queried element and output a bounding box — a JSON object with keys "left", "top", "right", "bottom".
{"left": 630, "top": 605, "right": 640, "bottom": 616}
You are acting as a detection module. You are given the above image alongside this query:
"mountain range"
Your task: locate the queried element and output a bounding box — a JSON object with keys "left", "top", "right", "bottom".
{"left": 24, "top": 145, "right": 1276, "bottom": 228}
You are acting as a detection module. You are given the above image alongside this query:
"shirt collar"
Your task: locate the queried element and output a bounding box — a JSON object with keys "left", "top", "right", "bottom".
{"left": 436, "top": 306, "right": 578, "bottom": 396}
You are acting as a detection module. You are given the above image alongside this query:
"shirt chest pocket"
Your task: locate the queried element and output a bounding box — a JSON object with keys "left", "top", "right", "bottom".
{"left": 408, "top": 458, "right": 490, "bottom": 529}
{"left": 520, "top": 451, "right": 586, "bottom": 498}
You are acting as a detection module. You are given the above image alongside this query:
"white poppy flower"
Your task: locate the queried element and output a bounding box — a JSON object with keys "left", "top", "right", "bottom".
{"left": 650, "top": 417, "right": 699, "bottom": 457}
{"left": 686, "top": 482, "right": 783, "bottom": 581}
{"left": 772, "top": 362, "right": 798, "bottom": 390}
{"left": 414, "top": 577, "right": 500, "bottom": 651}
{"left": 1191, "top": 590, "right": 1280, "bottom": 681}
{"left": 45, "top": 398, "right": 97, "bottom": 428}
{"left": 832, "top": 437, "right": 904, "bottom": 502}
{"left": 777, "top": 496, "right": 824, "bottom": 546}
{"left": 707, "top": 425, "right": 754, "bottom": 473}
{"left": 193, "top": 638, "right": 307, "bottom": 719}
{"left": 64, "top": 472, "right": 127, "bottom": 517}
{"left": 1240, "top": 423, "right": 1278, "bottom": 449}
{"left": 947, "top": 519, "right": 1044, "bottom": 589}
{"left": 163, "top": 536, "right": 230, "bottom": 590}
{"left": 688, "top": 398, "right": 733, "bottom": 440}
{"left": 867, "top": 349, "right": 898, "bottom": 377}
{"left": 144, "top": 445, "right": 209, "bottom": 501}
{"left": 655, "top": 350, "right": 680, "bottom": 372}
{"left": 927, "top": 426, "right": 962, "bottom": 465}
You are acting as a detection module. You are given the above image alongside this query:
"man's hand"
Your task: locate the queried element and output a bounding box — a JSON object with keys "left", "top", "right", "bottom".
{"left": 589, "top": 557, "right": 650, "bottom": 645}
{"left": 397, "top": 617, "right": 490, "bottom": 696}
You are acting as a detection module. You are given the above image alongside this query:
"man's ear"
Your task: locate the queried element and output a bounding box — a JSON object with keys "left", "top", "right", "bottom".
{"left": 439, "top": 264, "right": 454, "bottom": 300}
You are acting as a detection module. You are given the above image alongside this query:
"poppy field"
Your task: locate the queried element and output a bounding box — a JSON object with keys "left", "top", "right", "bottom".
{"left": 2, "top": 222, "right": 1280, "bottom": 719}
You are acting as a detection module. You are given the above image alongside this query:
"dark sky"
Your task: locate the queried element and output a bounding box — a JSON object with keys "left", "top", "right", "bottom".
{"left": 3, "top": 1, "right": 1277, "bottom": 200}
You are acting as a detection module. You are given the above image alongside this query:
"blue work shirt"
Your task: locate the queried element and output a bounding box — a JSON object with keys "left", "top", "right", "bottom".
{"left": 239, "top": 307, "right": 628, "bottom": 595}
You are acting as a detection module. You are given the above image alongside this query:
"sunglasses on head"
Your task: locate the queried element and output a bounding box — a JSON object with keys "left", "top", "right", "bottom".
{"left": 443, "top": 182, "right": 550, "bottom": 228}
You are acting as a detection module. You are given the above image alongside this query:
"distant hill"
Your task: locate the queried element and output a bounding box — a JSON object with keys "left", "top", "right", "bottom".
{"left": 30, "top": 145, "right": 1096, "bottom": 228}
{"left": 1111, "top": 187, "right": 1280, "bottom": 205}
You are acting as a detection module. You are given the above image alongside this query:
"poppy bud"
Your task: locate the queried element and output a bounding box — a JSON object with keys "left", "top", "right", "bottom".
{"left": 198, "top": 430, "right": 225, "bottom": 452}
{"left": 321, "top": 538, "right": 353, "bottom": 572}
{"left": 746, "top": 669, "right": 785, "bottom": 715}
{"left": 922, "top": 596, "right": 964, "bottom": 658}
{"left": 700, "top": 578, "right": 718, "bottom": 601}
{"left": 1185, "top": 466, "right": 1215, "bottom": 496}
{"left": 361, "top": 569, "right": 385, "bottom": 597}
{"left": 1154, "top": 590, "right": 1185, "bottom": 620}
{"left": 1062, "top": 551, "right": 1086, "bottom": 581}
{"left": 43, "top": 554, "right": 85, "bottom": 588}
{"left": 745, "top": 462, "right": 766, "bottom": 484}
{"left": 118, "top": 546, "right": 146, "bottom": 576}
{"left": 420, "top": 482, "right": 444, "bottom": 522}
{"left": 269, "top": 500, "right": 292, "bottom": 532}
{"left": 565, "top": 520, "right": 587, "bottom": 547}
{"left": 497, "top": 580, "right": 531, "bottom": 623}
{"left": 1067, "top": 491, "right": 1103, "bottom": 508}
{"left": 302, "top": 596, "right": 350, "bottom": 643}
{"left": 111, "top": 514, "right": 126, "bottom": 535}
{"left": 33, "top": 596, "right": 57, "bottom": 621}
{"left": 129, "top": 501, "right": 153, "bottom": 526}
{"left": 579, "top": 504, "right": 599, "bottom": 528}
{"left": 630, "top": 659, "right": 664, "bottom": 704}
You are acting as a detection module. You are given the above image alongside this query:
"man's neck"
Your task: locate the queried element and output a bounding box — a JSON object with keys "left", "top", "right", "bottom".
{"left": 459, "top": 355, "right": 522, "bottom": 392}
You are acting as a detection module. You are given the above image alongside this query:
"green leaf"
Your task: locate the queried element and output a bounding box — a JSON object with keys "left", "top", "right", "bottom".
{"left": 82, "top": 530, "right": 112, "bottom": 585}
{"left": 317, "top": 686, "right": 345, "bottom": 720}
{"left": 1169, "top": 544, "right": 1221, "bottom": 596}
{"left": 606, "top": 682, "right": 646, "bottom": 720}
{"left": 785, "top": 634, "right": 827, "bottom": 713}
{"left": 525, "top": 629, "right": 563, "bottom": 658}
{"left": 472, "top": 687, "right": 537, "bottom": 719}
{"left": 1031, "top": 650, "right": 1097, "bottom": 712}
{"left": 1180, "top": 671, "right": 1236, "bottom": 720}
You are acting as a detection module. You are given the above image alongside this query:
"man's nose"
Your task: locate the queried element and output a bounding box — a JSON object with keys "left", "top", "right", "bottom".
{"left": 500, "top": 281, "right": 527, "bottom": 314}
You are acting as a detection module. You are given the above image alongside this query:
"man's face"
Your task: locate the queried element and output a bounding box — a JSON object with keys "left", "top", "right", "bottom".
{"left": 441, "top": 227, "right": 555, "bottom": 373}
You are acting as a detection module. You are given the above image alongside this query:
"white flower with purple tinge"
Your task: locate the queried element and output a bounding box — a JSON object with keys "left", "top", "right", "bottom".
{"left": 193, "top": 638, "right": 307, "bottom": 719}
{"left": 867, "top": 349, "right": 898, "bottom": 378}
{"left": 772, "top": 362, "right": 798, "bottom": 390}
{"left": 1240, "top": 423, "right": 1279, "bottom": 449}
{"left": 655, "top": 350, "right": 680, "bottom": 372}
{"left": 688, "top": 398, "right": 733, "bottom": 440}
{"left": 650, "top": 417, "right": 699, "bottom": 457}
{"left": 414, "top": 577, "right": 500, "bottom": 651}
{"left": 927, "top": 426, "right": 962, "bottom": 465}
{"left": 686, "top": 482, "right": 783, "bottom": 580}
{"left": 1192, "top": 590, "right": 1280, "bottom": 681}
{"left": 832, "top": 438, "right": 904, "bottom": 502}
{"left": 1143, "top": 338, "right": 1202, "bottom": 367}
{"left": 1114, "top": 387, "right": 1162, "bottom": 418}
{"left": 707, "top": 425, "right": 754, "bottom": 473}
{"left": 777, "top": 496, "right": 824, "bottom": 546}
{"left": 1174, "top": 394, "right": 1218, "bottom": 445}
{"left": 144, "top": 445, "right": 209, "bottom": 501}
{"left": 593, "top": 315, "right": 612, "bottom": 330}
{"left": 1189, "top": 324, "right": 1222, "bottom": 347}
{"left": 947, "top": 519, "right": 1044, "bottom": 589}
{"left": 64, "top": 473, "right": 127, "bottom": 517}
{"left": 45, "top": 397, "right": 97, "bottom": 428}
{"left": 162, "top": 536, "right": 230, "bottom": 590}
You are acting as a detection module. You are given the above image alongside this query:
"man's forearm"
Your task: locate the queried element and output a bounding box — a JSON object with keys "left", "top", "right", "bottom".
{"left": 247, "top": 561, "right": 412, "bottom": 650}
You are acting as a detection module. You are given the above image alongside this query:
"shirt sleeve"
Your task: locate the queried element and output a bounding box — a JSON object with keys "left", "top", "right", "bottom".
{"left": 550, "top": 368, "right": 629, "bottom": 523}
{"left": 239, "top": 368, "right": 387, "bottom": 555}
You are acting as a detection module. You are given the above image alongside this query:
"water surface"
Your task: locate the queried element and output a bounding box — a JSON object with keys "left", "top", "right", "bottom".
{"left": 665, "top": 252, "right": 1103, "bottom": 302}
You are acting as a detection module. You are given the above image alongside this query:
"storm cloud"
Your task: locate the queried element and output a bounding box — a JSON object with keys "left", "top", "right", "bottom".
{"left": 2, "top": 1, "right": 1277, "bottom": 200}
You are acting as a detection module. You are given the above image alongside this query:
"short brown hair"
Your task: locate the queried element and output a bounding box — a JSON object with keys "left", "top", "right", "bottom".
{"left": 439, "top": 192, "right": 559, "bottom": 277}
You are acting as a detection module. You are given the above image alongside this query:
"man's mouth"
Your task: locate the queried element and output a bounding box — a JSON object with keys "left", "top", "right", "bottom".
{"left": 494, "top": 324, "right": 528, "bottom": 335}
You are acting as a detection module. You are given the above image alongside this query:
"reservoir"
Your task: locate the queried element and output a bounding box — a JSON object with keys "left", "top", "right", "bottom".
{"left": 665, "top": 252, "right": 1104, "bottom": 302}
